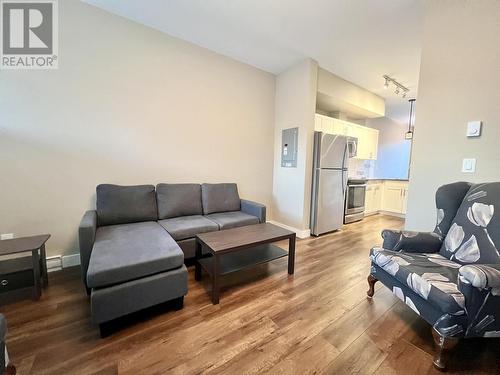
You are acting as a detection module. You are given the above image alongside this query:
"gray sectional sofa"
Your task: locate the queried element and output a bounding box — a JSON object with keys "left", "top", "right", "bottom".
{"left": 79, "top": 183, "right": 265, "bottom": 333}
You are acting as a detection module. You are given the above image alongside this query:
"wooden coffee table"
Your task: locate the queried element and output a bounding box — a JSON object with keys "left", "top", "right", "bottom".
{"left": 195, "top": 223, "right": 296, "bottom": 304}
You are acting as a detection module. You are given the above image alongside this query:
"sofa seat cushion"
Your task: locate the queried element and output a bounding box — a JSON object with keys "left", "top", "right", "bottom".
{"left": 87, "top": 222, "right": 183, "bottom": 288}
{"left": 205, "top": 211, "right": 259, "bottom": 230}
{"left": 370, "top": 247, "right": 465, "bottom": 314}
{"left": 158, "top": 215, "right": 219, "bottom": 241}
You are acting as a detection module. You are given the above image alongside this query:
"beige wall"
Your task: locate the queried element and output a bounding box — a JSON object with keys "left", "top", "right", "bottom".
{"left": 406, "top": 0, "right": 500, "bottom": 230}
{"left": 317, "top": 67, "right": 385, "bottom": 118}
{"left": 0, "top": 0, "right": 276, "bottom": 257}
{"left": 272, "top": 59, "right": 318, "bottom": 231}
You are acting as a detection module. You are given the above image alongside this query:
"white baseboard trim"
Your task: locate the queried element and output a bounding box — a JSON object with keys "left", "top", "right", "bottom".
{"left": 46, "top": 253, "right": 80, "bottom": 272}
{"left": 46, "top": 256, "right": 62, "bottom": 272}
{"left": 378, "top": 210, "right": 406, "bottom": 219}
{"left": 62, "top": 254, "right": 81, "bottom": 268}
{"left": 267, "top": 220, "right": 311, "bottom": 239}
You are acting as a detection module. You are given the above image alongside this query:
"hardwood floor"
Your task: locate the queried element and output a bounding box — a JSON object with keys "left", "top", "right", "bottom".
{"left": 2, "top": 215, "right": 499, "bottom": 374}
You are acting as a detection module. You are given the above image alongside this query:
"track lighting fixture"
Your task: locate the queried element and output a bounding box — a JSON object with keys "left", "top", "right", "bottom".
{"left": 382, "top": 75, "right": 409, "bottom": 98}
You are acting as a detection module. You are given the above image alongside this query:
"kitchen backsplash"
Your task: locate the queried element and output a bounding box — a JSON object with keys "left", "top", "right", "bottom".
{"left": 348, "top": 158, "right": 376, "bottom": 179}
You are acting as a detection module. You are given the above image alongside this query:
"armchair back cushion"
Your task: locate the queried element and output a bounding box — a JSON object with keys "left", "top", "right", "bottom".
{"left": 439, "top": 182, "right": 500, "bottom": 264}
{"left": 156, "top": 184, "right": 202, "bottom": 219}
{"left": 434, "top": 182, "right": 472, "bottom": 236}
{"left": 201, "top": 183, "right": 240, "bottom": 214}
{"left": 96, "top": 184, "right": 157, "bottom": 226}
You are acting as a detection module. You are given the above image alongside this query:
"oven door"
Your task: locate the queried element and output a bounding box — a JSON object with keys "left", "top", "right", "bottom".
{"left": 345, "top": 184, "right": 366, "bottom": 214}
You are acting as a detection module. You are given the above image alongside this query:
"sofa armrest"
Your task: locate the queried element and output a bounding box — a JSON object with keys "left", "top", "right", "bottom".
{"left": 241, "top": 199, "right": 266, "bottom": 223}
{"left": 459, "top": 264, "right": 500, "bottom": 291}
{"left": 381, "top": 229, "right": 443, "bottom": 252}
{"left": 79, "top": 210, "right": 97, "bottom": 288}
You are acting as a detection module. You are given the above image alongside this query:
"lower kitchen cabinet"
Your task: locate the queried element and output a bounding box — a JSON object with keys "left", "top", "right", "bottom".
{"left": 365, "top": 183, "right": 382, "bottom": 214}
{"left": 366, "top": 180, "right": 409, "bottom": 216}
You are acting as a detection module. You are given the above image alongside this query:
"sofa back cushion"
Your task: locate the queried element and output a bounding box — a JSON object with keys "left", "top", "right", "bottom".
{"left": 156, "top": 183, "right": 202, "bottom": 219}
{"left": 439, "top": 182, "right": 500, "bottom": 264}
{"left": 201, "top": 183, "right": 240, "bottom": 214}
{"left": 96, "top": 184, "right": 157, "bottom": 226}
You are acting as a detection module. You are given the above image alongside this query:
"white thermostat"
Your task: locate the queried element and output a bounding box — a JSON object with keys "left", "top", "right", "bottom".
{"left": 467, "top": 121, "right": 482, "bottom": 137}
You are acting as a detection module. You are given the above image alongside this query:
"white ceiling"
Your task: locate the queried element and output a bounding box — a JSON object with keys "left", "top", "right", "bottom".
{"left": 84, "top": 0, "right": 424, "bottom": 123}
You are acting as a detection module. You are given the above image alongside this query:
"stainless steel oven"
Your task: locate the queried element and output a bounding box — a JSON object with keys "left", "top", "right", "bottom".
{"left": 344, "top": 179, "right": 366, "bottom": 223}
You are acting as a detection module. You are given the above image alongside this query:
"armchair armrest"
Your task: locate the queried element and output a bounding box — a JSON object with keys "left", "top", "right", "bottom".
{"left": 459, "top": 264, "right": 500, "bottom": 291}
{"left": 79, "top": 210, "right": 97, "bottom": 289}
{"left": 241, "top": 199, "right": 266, "bottom": 223}
{"left": 1, "top": 314, "right": 6, "bottom": 371}
{"left": 381, "top": 229, "right": 443, "bottom": 253}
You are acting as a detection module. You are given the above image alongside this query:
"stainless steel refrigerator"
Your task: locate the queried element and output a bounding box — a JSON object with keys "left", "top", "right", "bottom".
{"left": 310, "top": 132, "right": 357, "bottom": 236}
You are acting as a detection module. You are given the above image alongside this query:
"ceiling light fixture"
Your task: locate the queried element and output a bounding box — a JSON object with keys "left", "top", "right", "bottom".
{"left": 383, "top": 75, "right": 409, "bottom": 98}
{"left": 405, "top": 98, "right": 416, "bottom": 140}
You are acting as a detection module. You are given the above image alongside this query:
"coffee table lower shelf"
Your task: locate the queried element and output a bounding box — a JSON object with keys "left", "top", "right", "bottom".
{"left": 198, "top": 244, "right": 288, "bottom": 276}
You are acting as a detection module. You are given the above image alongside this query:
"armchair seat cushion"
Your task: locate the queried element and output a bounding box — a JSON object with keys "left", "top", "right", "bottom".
{"left": 370, "top": 247, "right": 465, "bottom": 314}
{"left": 87, "top": 222, "right": 183, "bottom": 288}
{"left": 205, "top": 211, "right": 259, "bottom": 230}
{"left": 158, "top": 215, "right": 219, "bottom": 241}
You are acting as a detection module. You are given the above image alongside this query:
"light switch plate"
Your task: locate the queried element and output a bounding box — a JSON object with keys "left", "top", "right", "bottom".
{"left": 467, "top": 121, "right": 482, "bottom": 137}
{"left": 462, "top": 158, "right": 476, "bottom": 173}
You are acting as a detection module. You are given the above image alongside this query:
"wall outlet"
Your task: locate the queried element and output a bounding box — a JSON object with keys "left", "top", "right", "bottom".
{"left": 0, "top": 233, "right": 14, "bottom": 240}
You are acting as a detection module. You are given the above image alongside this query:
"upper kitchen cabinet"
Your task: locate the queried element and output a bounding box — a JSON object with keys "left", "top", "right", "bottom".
{"left": 314, "top": 114, "right": 379, "bottom": 160}
{"left": 349, "top": 124, "right": 379, "bottom": 160}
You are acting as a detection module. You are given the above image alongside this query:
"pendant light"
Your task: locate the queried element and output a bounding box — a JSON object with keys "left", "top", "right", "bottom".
{"left": 405, "top": 99, "right": 416, "bottom": 140}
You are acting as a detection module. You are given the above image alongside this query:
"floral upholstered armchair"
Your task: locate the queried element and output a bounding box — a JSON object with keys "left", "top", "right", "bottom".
{"left": 367, "top": 182, "right": 500, "bottom": 370}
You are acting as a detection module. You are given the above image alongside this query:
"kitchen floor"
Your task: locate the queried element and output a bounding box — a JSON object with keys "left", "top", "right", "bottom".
{"left": 2, "top": 214, "right": 499, "bottom": 374}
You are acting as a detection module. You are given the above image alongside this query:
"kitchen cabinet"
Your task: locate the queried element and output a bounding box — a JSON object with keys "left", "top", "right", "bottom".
{"left": 314, "top": 114, "right": 378, "bottom": 160}
{"left": 381, "top": 181, "right": 409, "bottom": 215}
{"left": 365, "top": 183, "right": 382, "bottom": 214}
{"left": 364, "top": 180, "right": 409, "bottom": 216}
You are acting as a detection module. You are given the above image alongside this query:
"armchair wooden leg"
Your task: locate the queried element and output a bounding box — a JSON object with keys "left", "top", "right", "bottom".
{"left": 5, "top": 364, "right": 17, "bottom": 375}
{"left": 432, "top": 328, "right": 459, "bottom": 371}
{"left": 366, "top": 274, "right": 378, "bottom": 298}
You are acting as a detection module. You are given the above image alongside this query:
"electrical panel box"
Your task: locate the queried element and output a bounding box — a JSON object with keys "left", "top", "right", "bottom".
{"left": 281, "top": 127, "right": 298, "bottom": 168}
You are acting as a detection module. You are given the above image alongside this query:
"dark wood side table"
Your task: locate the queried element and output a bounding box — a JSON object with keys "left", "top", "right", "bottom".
{"left": 0, "top": 234, "right": 50, "bottom": 303}
{"left": 195, "top": 223, "right": 296, "bottom": 304}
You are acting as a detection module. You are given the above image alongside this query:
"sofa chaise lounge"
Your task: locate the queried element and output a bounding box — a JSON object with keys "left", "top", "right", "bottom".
{"left": 79, "top": 183, "right": 265, "bottom": 334}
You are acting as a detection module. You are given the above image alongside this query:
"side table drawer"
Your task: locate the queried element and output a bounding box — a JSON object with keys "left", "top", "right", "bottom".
{"left": 1, "top": 269, "right": 34, "bottom": 293}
